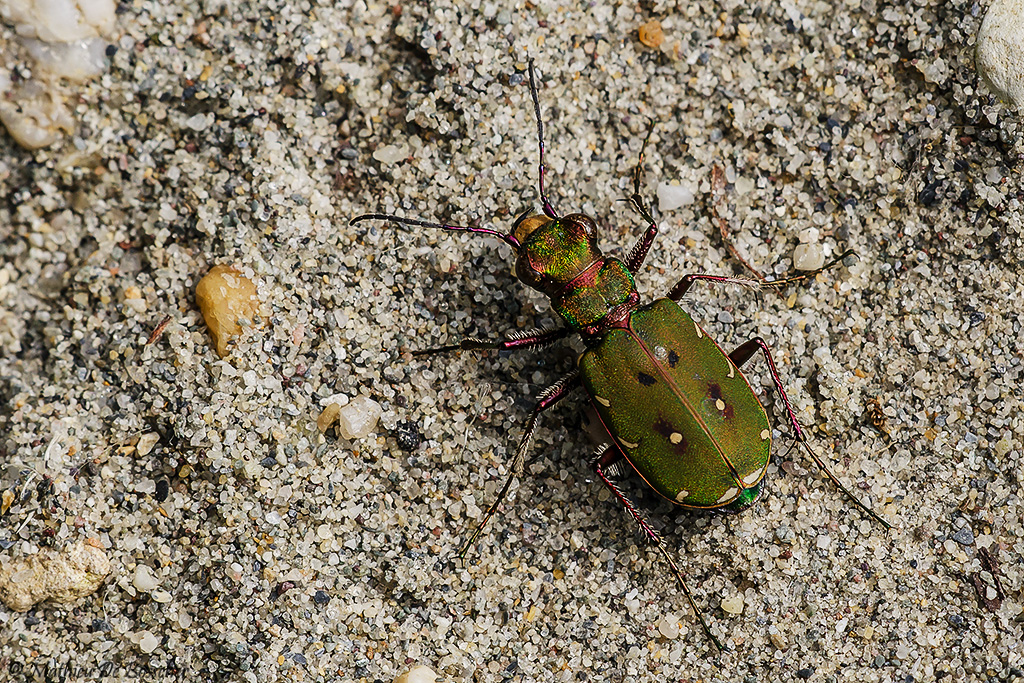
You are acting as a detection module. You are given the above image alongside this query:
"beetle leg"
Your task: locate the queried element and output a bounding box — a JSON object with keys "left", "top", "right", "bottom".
{"left": 413, "top": 327, "right": 569, "bottom": 356}
{"left": 729, "top": 337, "right": 893, "bottom": 529}
{"left": 459, "top": 370, "right": 579, "bottom": 557}
{"left": 592, "top": 445, "right": 727, "bottom": 653}
{"left": 623, "top": 120, "right": 661, "bottom": 275}
{"left": 666, "top": 247, "right": 855, "bottom": 300}
{"left": 666, "top": 272, "right": 768, "bottom": 301}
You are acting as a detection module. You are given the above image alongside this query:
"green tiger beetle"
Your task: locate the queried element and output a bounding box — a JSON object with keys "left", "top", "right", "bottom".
{"left": 352, "top": 59, "right": 891, "bottom": 651}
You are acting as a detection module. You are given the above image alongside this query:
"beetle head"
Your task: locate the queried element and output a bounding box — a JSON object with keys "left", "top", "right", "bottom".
{"left": 511, "top": 211, "right": 601, "bottom": 295}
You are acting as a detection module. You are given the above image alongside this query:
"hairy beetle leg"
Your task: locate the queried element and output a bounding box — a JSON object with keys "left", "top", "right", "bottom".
{"left": 666, "top": 273, "right": 767, "bottom": 301}
{"left": 412, "top": 328, "right": 569, "bottom": 357}
{"left": 592, "top": 445, "right": 727, "bottom": 653}
{"left": 458, "top": 371, "right": 580, "bottom": 558}
{"left": 730, "top": 337, "right": 893, "bottom": 529}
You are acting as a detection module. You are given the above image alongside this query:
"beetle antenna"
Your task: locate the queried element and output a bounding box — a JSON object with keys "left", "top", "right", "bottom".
{"left": 527, "top": 59, "right": 559, "bottom": 219}
{"left": 351, "top": 213, "right": 520, "bottom": 249}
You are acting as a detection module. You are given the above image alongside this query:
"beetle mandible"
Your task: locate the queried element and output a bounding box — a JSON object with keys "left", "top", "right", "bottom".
{"left": 351, "top": 59, "right": 891, "bottom": 651}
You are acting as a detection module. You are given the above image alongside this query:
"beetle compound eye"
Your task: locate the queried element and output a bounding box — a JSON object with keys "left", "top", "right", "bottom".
{"left": 512, "top": 214, "right": 551, "bottom": 244}
{"left": 569, "top": 214, "right": 598, "bottom": 237}
{"left": 515, "top": 257, "right": 547, "bottom": 289}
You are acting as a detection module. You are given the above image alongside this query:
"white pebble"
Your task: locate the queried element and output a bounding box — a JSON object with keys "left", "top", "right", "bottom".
{"left": 138, "top": 630, "right": 159, "bottom": 653}
{"left": 816, "top": 534, "right": 832, "bottom": 550}
{"left": 0, "top": 0, "right": 116, "bottom": 43}
{"left": 734, "top": 176, "right": 755, "bottom": 195}
{"left": 336, "top": 395, "right": 382, "bottom": 439}
{"left": 0, "top": 0, "right": 116, "bottom": 148}
{"left": 0, "top": 77, "right": 75, "bottom": 149}
{"left": 393, "top": 665, "right": 438, "bottom": 683}
{"left": 793, "top": 242, "right": 825, "bottom": 271}
{"left": 373, "top": 144, "right": 408, "bottom": 164}
{"left": 656, "top": 182, "right": 694, "bottom": 211}
{"left": 797, "top": 227, "right": 820, "bottom": 243}
{"left": 133, "top": 565, "right": 160, "bottom": 592}
{"left": 721, "top": 594, "right": 744, "bottom": 615}
{"left": 21, "top": 37, "right": 109, "bottom": 82}
{"left": 185, "top": 113, "right": 212, "bottom": 131}
{"left": 657, "top": 613, "right": 680, "bottom": 639}
{"left": 136, "top": 432, "right": 159, "bottom": 456}
{"left": 976, "top": 0, "right": 1024, "bottom": 109}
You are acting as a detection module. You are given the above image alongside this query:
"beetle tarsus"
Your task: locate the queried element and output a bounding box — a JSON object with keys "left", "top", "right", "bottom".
{"left": 350, "top": 212, "right": 521, "bottom": 249}
{"left": 593, "top": 447, "right": 727, "bottom": 653}
{"left": 622, "top": 121, "right": 662, "bottom": 275}
{"left": 457, "top": 371, "right": 579, "bottom": 559}
{"left": 729, "top": 335, "right": 892, "bottom": 529}
{"left": 798, "top": 440, "right": 894, "bottom": 530}
{"left": 762, "top": 248, "right": 858, "bottom": 288}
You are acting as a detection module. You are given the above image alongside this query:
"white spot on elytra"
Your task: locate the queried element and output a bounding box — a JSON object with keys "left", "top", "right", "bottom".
{"left": 760, "top": 429, "right": 770, "bottom": 440}
{"left": 670, "top": 432, "right": 683, "bottom": 444}
{"left": 675, "top": 489, "right": 690, "bottom": 503}
{"left": 595, "top": 396, "right": 611, "bottom": 407}
{"left": 694, "top": 323, "right": 703, "bottom": 338}
{"left": 727, "top": 363, "right": 735, "bottom": 379}
{"left": 619, "top": 438, "right": 639, "bottom": 449}
{"left": 716, "top": 399, "right": 726, "bottom": 411}
{"left": 716, "top": 487, "right": 739, "bottom": 504}
{"left": 654, "top": 345, "right": 668, "bottom": 361}
{"left": 742, "top": 468, "right": 764, "bottom": 487}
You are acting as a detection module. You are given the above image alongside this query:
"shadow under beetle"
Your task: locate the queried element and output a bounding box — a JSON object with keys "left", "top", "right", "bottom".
{"left": 352, "top": 59, "right": 892, "bottom": 651}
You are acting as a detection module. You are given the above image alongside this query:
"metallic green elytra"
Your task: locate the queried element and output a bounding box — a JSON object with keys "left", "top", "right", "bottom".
{"left": 350, "top": 59, "right": 891, "bottom": 653}
{"left": 579, "top": 299, "right": 770, "bottom": 511}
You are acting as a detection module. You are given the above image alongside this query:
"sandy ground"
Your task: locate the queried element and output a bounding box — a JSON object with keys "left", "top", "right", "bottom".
{"left": 1, "top": 1, "right": 1022, "bottom": 681}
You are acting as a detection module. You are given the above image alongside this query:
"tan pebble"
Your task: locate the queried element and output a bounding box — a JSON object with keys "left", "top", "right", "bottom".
{"left": 0, "top": 539, "right": 111, "bottom": 612}
{"left": 195, "top": 264, "right": 259, "bottom": 357}
{"left": 638, "top": 20, "right": 664, "bottom": 49}
{"left": 394, "top": 665, "right": 438, "bottom": 683}
{"left": 317, "top": 403, "right": 341, "bottom": 433}
{"left": 1, "top": 489, "right": 13, "bottom": 514}
{"left": 770, "top": 631, "right": 787, "bottom": 649}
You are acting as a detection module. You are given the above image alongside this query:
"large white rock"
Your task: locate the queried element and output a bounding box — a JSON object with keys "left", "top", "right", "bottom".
{"left": 976, "top": 0, "right": 1024, "bottom": 109}
{"left": 0, "top": 0, "right": 115, "bottom": 42}
{"left": 0, "top": 0, "right": 116, "bottom": 148}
